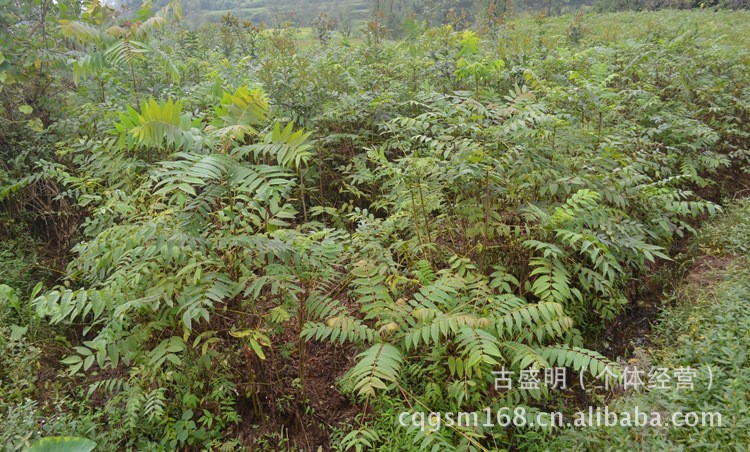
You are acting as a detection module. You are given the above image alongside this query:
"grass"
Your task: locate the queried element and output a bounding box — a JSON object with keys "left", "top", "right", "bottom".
{"left": 490, "top": 10, "right": 750, "bottom": 58}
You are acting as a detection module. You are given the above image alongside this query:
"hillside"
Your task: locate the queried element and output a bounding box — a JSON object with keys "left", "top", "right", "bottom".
{"left": 159, "top": 0, "right": 481, "bottom": 26}
{"left": 160, "top": 0, "right": 370, "bottom": 25}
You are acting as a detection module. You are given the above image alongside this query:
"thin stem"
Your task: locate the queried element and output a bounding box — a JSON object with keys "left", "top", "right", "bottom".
{"left": 409, "top": 186, "right": 427, "bottom": 260}
{"left": 416, "top": 181, "right": 433, "bottom": 265}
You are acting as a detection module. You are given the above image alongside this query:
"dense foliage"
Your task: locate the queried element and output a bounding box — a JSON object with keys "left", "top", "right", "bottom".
{"left": 1, "top": 1, "right": 749, "bottom": 450}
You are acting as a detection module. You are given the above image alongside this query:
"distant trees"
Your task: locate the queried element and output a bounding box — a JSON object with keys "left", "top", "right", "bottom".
{"left": 158, "top": 0, "right": 750, "bottom": 28}
{"left": 334, "top": 4, "right": 355, "bottom": 37}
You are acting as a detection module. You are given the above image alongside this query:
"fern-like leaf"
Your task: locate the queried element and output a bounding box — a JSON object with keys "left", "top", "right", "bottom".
{"left": 209, "top": 86, "right": 269, "bottom": 142}
{"left": 234, "top": 121, "right": 313, "bottom": 169}
{"left": 346, "top": 343, "right": 403, "bottom": 397}
{"left": 541, "top": 345, "right": 618, "bottom": 377}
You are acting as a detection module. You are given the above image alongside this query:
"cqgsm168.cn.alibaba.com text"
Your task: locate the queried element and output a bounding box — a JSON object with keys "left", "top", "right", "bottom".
{"left": 398, "top": 406, "right": 723, "bottom": 432}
